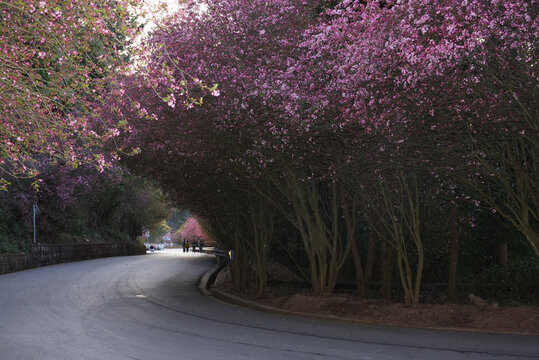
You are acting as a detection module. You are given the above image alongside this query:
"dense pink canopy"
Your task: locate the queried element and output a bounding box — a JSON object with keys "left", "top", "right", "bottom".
{"left": 0, "top": 0, "right": 141, "bottom": 189}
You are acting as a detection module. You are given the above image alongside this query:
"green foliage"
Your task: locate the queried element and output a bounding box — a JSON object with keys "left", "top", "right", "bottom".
{"left": 147, "top": 220, "right": 171, "bottom": 243}
{"left": 0, "top": 194, "right": 31, "bottom": 254}
{"left": 0, "top": 167, "right": 171, "bottom": 253}
{"left": 455, "top": 211, "right": 539, "bottom": 305}
{"left": 166, "top": 208, "right": 191, "bottom": 232}
{"left": 42, "top": 175, "right": 171, "bottom": 243}
{"left": 0, "top": 237, "right": 29, "bottom": 254}
{"left": 464, "top": 259, "right": 539, "bottom": 306}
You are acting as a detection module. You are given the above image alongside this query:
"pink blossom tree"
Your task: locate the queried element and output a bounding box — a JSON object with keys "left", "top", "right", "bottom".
{"left": 179, "top": 217, "right": 208, "bottom": 243}
{"left": 120, "top": 0, "right": 537, "bottom": 301}
{"left": 296, "top": 0, "right": 537, "bottom": 303}
{"left": 322, "top": 0, "right": 538, "bottom": 258}
{"left": 120, "top": 0, "right": 320, "bottom": 291}
{"left": 0, "top": 0, "right": 141, "bottom": 189}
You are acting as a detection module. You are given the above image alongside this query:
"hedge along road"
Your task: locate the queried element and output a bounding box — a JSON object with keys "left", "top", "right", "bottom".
{"left": 0, "top": 249, "right": 537, "bottom": 360}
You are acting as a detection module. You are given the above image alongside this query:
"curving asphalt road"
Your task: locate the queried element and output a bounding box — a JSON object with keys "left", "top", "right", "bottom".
{"left": 0, "top": 249, "right": 537, "bottom": 360}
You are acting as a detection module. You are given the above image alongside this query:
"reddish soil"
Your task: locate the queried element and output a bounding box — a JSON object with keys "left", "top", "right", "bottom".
{"left": 212, "top": 264, "right": 539, "bottom": 335}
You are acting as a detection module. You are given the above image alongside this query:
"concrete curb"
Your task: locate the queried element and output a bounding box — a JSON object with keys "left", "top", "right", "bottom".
{"left": 198, "top": 263, "right": 220, "bottom": 297}
{"left": 199, "top": 265, "right": 538, "bottom": 336}
{"left": 211, "top": 288, "right": 298, "bottom": 316}
{"left": 210, "top": 288, "right": 401, "bottom": 326}
{"left": 199, "top": 265, "right": 391, "bottom": 324}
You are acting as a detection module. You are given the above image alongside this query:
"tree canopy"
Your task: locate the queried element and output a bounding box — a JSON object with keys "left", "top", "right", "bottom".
{"left": 2, "top": 0, "right": 537, "bottom": 304}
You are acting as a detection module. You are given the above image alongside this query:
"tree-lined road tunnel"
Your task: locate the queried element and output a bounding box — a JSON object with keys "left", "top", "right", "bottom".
{"left": 0, "top": 250, "right": 537, "bottom": 360}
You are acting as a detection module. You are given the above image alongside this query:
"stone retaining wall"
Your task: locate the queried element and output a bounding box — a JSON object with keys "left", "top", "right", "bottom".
{"left": 0, "top": 243, "right": 145, "bottom": 274}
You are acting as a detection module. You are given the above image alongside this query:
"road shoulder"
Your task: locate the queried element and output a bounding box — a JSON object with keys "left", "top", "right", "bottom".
{"left": 201, "top": 264, "right": 539, "bottom": 336}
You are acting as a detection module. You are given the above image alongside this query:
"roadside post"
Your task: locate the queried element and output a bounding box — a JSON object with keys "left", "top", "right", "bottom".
{"left": 33, "top": 203, "right": 40, "bottom": 244}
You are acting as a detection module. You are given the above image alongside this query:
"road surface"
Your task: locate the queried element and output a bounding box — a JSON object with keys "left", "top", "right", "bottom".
{"left": 0, "top": 249, "right": 537, "bottom": 360}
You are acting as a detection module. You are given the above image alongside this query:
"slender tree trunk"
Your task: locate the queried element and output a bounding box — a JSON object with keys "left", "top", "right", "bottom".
{"left": 230, "top": 234, "right": 249, "bottom": 290}
{"left": 350, "top": 239, "right": 366, "bottom": 298}
{"left": 341, "top": 189, "right": 363, "bottom": 296}
{"left": 240, "top": 248, "right": 249, "bottom": 289}
{"left": 230, "top": 257, "right": 241, "bottom": 289}
{"left": 257, "top": 173, "right": 352, "bottom": 294}
{"left": 327, "top": 255, "right": 338, "bottom": 295}
{"left": 397, "top": 253, "right": 412, "bottom": 306}
{"left": 364, "top": 234, "right": 376, "bottom": 284}
{"left": 309, "top": 253, "right": 321, "bottom": 293}
{"left": 520, "top": 226, "right": 539, "bottom": 257}
{"left": 413, "top": 250, "right": 423, "bottom": 307}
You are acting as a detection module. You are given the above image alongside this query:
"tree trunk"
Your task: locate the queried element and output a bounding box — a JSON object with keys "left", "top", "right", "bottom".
{"left": 364, "top": 234, "right": 376, "bottom": 284}
{"left": 413, "top": 249, "right": 424, "bottom": 307}
{"left": 230, "top": 235, "right": 249, "bottom": 290}
{"left": 350, "top": 239, "right": 366, "bottom": 298}
{"left": 523, "top": 229, "right": 539, "bottom": 257}
{"left": 309, "top": 253, "right": 321, "bottom": 293}
{"left": 240, "top": 248, "right": 249, "bottom": 289}
{"left": 230, "top": 257, "right": 241, "bottom": 290}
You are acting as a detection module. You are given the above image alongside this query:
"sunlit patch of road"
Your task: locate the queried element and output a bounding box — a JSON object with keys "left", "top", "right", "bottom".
{"left": 146, "top": 248, "right": 211, "bottom": 256}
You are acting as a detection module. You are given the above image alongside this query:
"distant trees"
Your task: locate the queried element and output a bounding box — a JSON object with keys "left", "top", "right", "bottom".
{"left": 147, "top": 220, "right": 171, "bottom": 243}
{"left": 0, "top": 161, "right": 171, "bottom": 253}
{"left": 179, "top": 217, "right": 210, "bottom": 244}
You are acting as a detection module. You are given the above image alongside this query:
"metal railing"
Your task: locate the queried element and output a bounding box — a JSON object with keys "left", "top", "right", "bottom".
{"left": 213, "top": 247, "right": 227, "bottom": 265}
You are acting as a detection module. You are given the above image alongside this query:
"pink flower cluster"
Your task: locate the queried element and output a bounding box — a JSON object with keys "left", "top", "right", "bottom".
{"left": 179, "top": 217, "right": 208, "bottom": 243}
{"left": 0, "top": 0, "right": 141, "bottom": 189}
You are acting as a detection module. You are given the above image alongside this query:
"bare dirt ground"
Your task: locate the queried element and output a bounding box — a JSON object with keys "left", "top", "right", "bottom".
{"left": 212, "top": 264, "right": 539, "bottom": 336}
